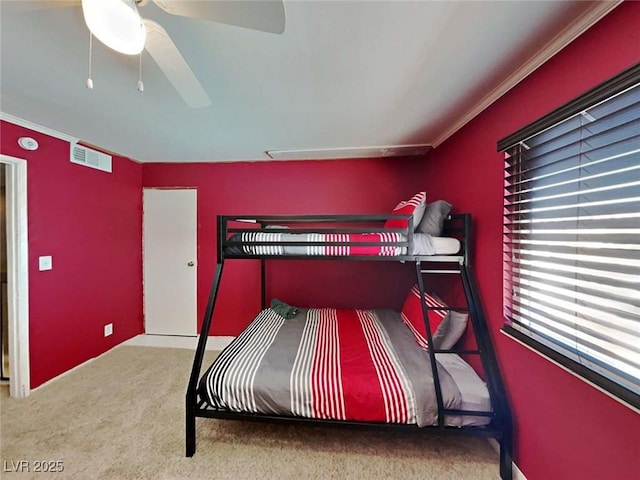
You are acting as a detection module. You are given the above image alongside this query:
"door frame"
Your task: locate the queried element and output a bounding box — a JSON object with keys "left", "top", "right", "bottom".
{"left": 0, "top": 154, "right": 30, "bottom": 398}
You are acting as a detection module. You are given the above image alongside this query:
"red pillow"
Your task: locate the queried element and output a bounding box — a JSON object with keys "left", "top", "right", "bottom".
{"left": 384, "top": 191, "right": 426, "bottom": 231}
{"left": 401, "top": 285, "right": 449, "bottom": 350}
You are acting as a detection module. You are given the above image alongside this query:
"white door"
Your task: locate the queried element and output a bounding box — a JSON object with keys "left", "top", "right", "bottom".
{"left": 143, "top": 189, "right": 197, "bottom": 336}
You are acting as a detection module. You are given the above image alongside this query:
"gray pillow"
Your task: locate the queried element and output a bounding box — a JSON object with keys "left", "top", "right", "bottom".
{"left": 431, "top": 312, "right": 450, "bottom": 350}
{"left": 411, "top": 200, "right": 427, "bottom": 231}
{"left": 416, "top": 200, "right": 452, "bottom": 236}
{"left": 439, "top": 310, "right": 468, "bottom": 349}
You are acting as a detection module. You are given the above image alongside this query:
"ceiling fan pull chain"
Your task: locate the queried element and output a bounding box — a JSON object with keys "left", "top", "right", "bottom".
{"left": 137, "top": 53, "right": 144, "bottom": 93}
{"left": 86, "top": 32, "right": 94, "bottom": 90}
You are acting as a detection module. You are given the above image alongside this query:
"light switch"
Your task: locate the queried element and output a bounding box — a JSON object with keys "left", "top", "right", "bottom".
{"left": 39, "top": 256, "right": 53, "bottom": 271}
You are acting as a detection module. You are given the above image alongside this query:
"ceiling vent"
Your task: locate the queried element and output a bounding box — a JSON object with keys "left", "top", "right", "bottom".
{"left": 266, "top": 144, "right": 432, "bottom": 161}
{"left": 70, "top": 143, "right": 112, "bottom": 173}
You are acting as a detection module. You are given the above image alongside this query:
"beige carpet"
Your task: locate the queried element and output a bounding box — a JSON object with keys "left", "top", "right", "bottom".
{"left": 0, "top": 346, "right": 499, "bottom": 479}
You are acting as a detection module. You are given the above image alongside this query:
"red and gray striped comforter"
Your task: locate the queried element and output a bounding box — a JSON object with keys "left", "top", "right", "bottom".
{"left": 199, "top": 307, "right": 465, "bottom": 427}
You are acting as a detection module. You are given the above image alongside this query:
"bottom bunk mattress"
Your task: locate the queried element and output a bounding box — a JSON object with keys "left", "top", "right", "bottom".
{"left": 199, "top": 307, "right": 492, "bottom": 427}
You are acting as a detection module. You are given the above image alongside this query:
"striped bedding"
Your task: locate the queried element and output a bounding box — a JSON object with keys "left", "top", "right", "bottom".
{"left": 226, "top": 231, "right": 442, "bottom": 256}
{"left": 199, "top": 307, "right": 470, "bottom": 427}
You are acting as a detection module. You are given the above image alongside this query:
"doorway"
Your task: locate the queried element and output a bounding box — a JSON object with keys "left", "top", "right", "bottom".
{"left": 143, "top": 188, "right": 197, "bottom": 336}
{"left": 0, "top": 155, "right": 29, "bottom": 398}
{"left": 1, "top": 164, "right": 8, "bottom": 381}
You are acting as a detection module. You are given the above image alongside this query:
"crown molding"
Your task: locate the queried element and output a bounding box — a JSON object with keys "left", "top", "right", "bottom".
{"left": 0, "top": 112, "right": 141, "bottom": 162}
{"left": 431, "top": 1, "right": 622, "bottom": 148}
{"left": 0, "top": 112, "right": 79, "bottom": 144}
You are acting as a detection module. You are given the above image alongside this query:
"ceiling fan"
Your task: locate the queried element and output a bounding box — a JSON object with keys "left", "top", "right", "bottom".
{"left": 32, "top": 0, "right": 286, "bottom": 108}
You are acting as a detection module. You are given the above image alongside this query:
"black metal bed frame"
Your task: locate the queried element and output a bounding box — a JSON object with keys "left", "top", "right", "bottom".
{"left": 186, "top": 213, "right": 513, "bottom": 480}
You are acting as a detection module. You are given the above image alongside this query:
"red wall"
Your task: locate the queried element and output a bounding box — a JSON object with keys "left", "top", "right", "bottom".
{"left": 0, "top": 121, "right": 144, "bottom": 388}
{"left": 422, "top": 3, "right": 640, "bottom": 479}
{"left": 142, "top": 158, "right": 429, "bottom": 335}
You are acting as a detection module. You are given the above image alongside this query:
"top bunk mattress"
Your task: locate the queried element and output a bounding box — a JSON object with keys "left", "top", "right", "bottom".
{"left": 219, "top": 213, "right": 470, "bottom": 259}
{"left": 225, "top": 231, "right": 461, "bottom": 257}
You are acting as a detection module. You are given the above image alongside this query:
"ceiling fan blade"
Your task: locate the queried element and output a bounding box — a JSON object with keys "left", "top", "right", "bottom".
{"left": 151, "top": 0, "right": 285, "bottom": 35}
{"left": 143, "top": 19, "right": 212, "bottom": 109}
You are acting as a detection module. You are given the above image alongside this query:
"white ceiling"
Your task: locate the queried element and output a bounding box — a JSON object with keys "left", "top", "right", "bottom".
{"left": 0, "top": 1, "right": 615, "bottom": 162}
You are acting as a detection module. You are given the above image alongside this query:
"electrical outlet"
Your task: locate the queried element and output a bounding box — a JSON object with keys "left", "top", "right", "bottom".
{"left": 104, "top": 323, "right": 113, "bottom": 337}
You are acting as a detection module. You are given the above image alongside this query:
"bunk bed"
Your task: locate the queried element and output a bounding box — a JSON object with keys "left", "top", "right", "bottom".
{"left": 186, "top": 211, "right": 513, "bottom": 480}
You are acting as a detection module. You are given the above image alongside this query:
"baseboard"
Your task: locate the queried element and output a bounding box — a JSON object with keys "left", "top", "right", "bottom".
{"left": 124, "top": 334, "right": 234, "bottom": 351}
{"left": 31, "top": 342, "right": 125, "bottom": 394}
{"left": 29, "top": 335, "right": 233, "bottom": 396}
{"left": 487, "top": 439, "right": 528, "bottom": 480}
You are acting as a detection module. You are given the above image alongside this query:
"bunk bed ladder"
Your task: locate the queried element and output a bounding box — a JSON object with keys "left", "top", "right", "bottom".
{"left": 415, "top": 261, "right": 512, "bottom": 479}
{"left": 413, "top": 221, "right": 513, "bottom": 480}
{"left": 460, "top": 264, "right": 513, "bottom": 480}
{"left": 414, "top": 261, "right": 447, "bottom": 427}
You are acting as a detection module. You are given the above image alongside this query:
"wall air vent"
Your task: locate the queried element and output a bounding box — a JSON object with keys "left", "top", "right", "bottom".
{"left": 70, "top": 143, "right": 112, "bottom": 173}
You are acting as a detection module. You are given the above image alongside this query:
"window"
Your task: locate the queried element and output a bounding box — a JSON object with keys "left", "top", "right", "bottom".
{"left": 498, "top": 63, "right": 640, "bottom": 409}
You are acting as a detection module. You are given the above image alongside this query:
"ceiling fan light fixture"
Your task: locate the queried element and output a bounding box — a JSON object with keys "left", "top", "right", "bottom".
{"left": 82, "top": 0, "right": 146, "bottom": 55}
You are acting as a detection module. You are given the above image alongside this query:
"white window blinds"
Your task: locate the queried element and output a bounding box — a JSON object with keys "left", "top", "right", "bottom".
{"left": 499, "top": 64, "right": 640, "bottom": 409}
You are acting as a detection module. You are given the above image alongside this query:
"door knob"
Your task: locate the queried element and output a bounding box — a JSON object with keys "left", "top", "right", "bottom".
{"left": 187, "top": 261, "right": 195, "bottom": 267}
